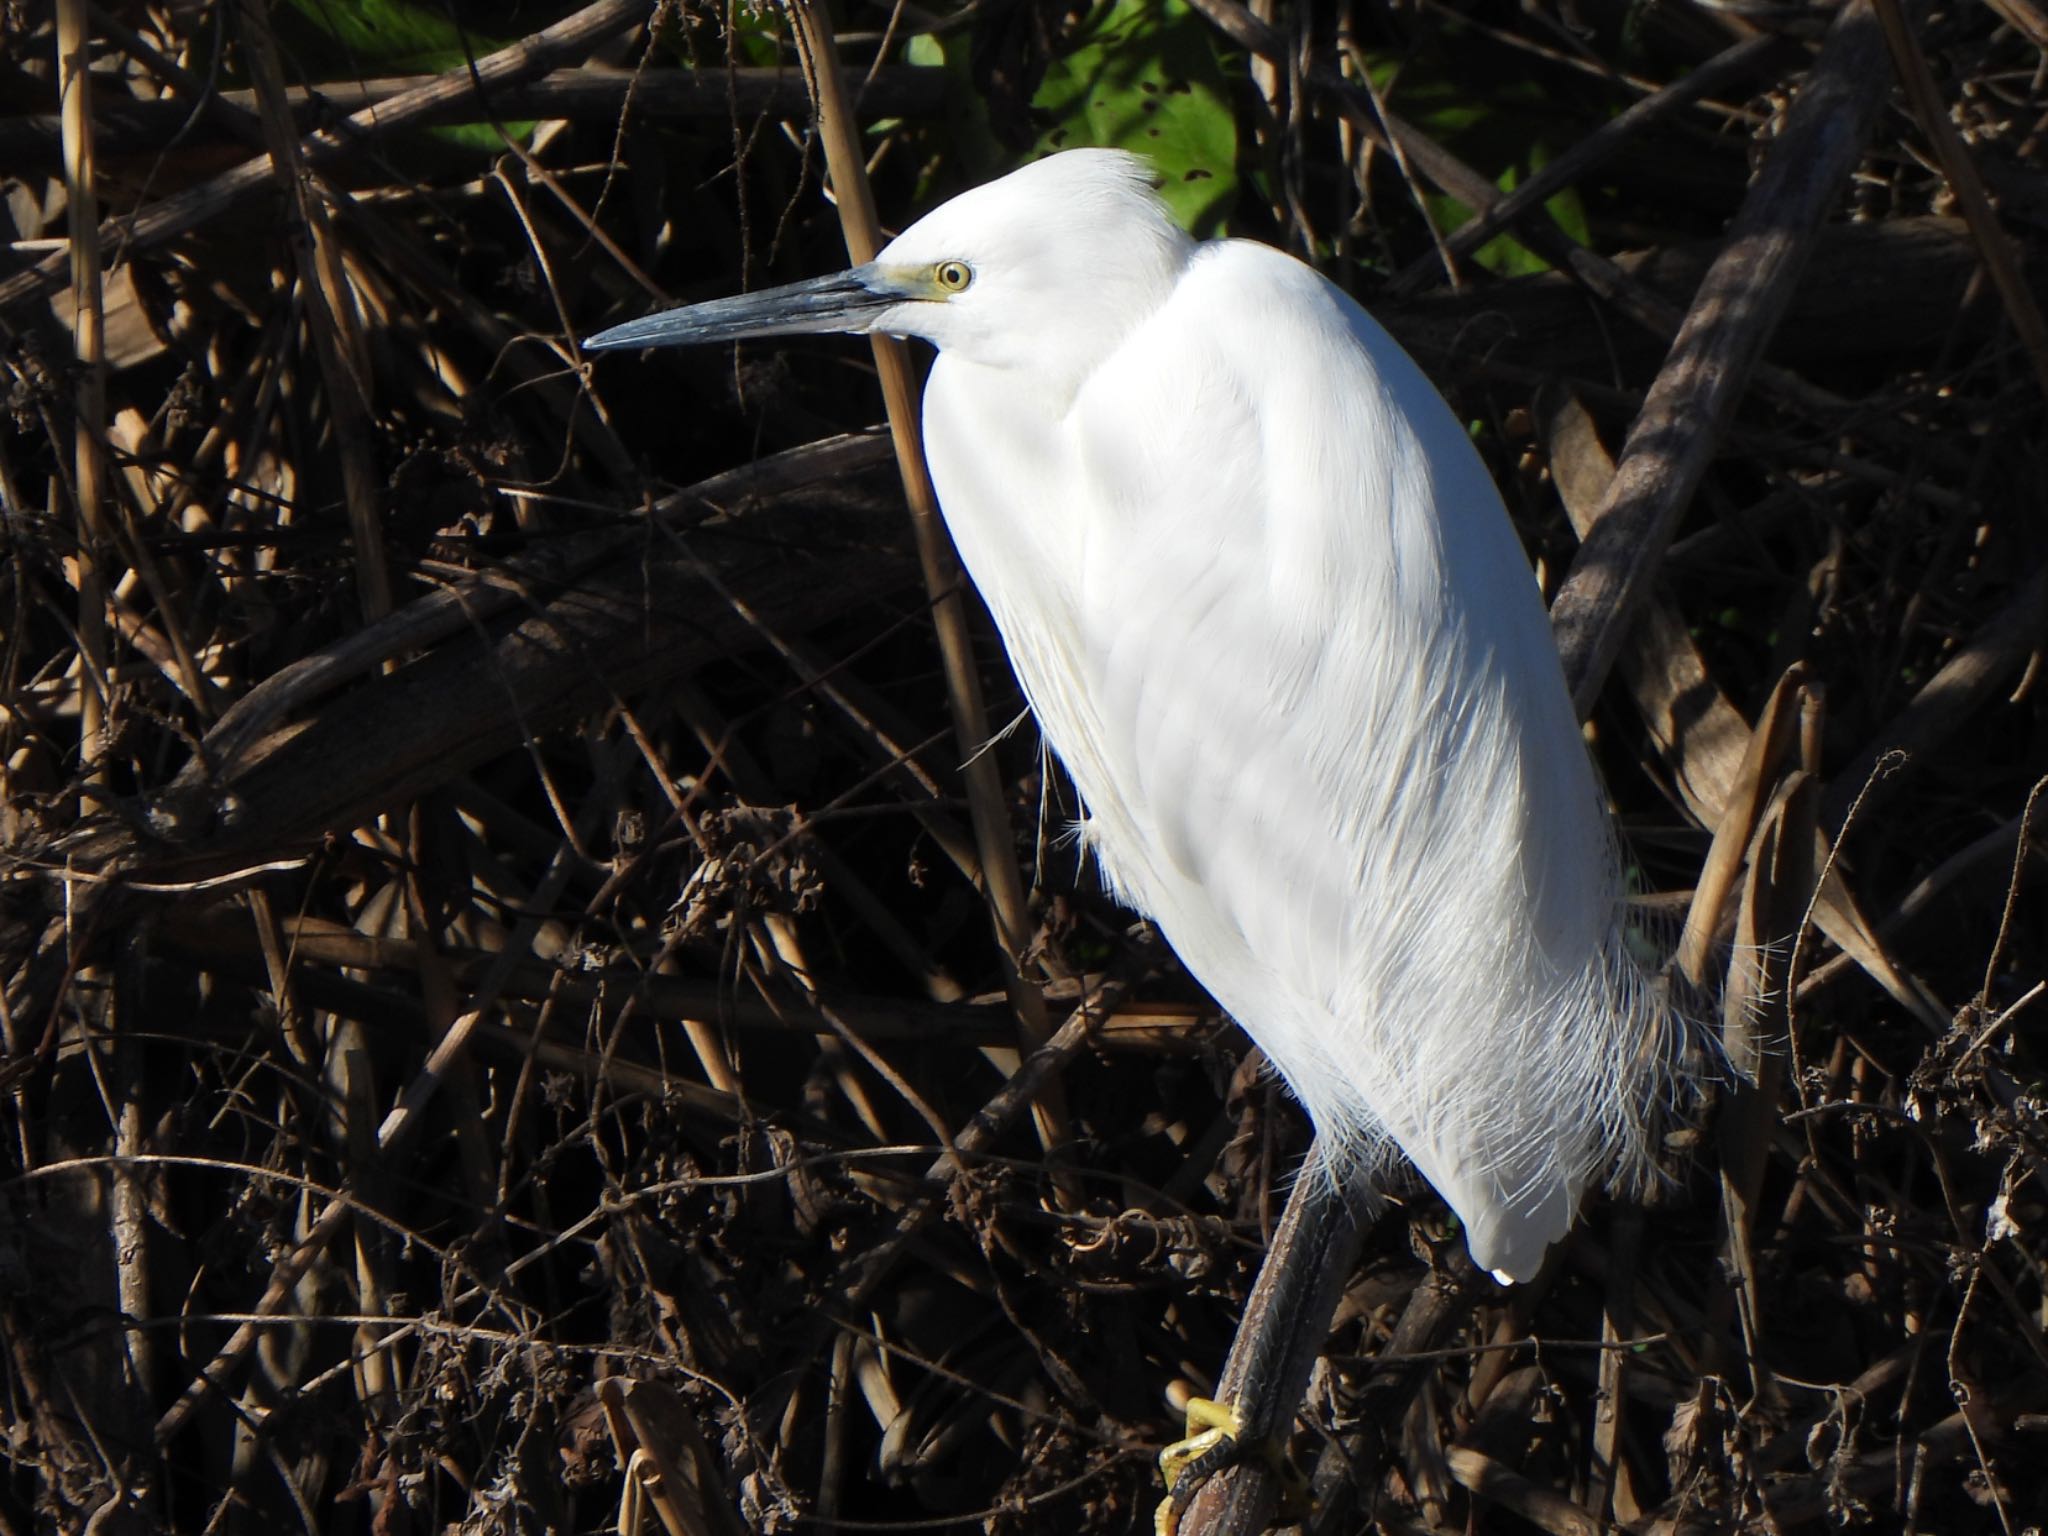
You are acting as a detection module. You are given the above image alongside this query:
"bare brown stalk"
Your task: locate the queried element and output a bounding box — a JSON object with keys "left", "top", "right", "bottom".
{"left": 1875, "top": 0, "right": 2048, "bottom": 410}
{"left": 236, "top": 0, "right": 392, "bottom": 623}
{"left": 6, "top": 4, "right": 2046, "bottom": 1531}
{"left": 781, "top": 0, "right": 1065, "bottom": 1148}
{"left": 1548, "top": 0, "right": 1893, "bottom": 716}
{"left": 0, "top": 0, "right": 652, "bottom": 315}
{"left": 56, "top": 0, "right": 111, "bottom": 774}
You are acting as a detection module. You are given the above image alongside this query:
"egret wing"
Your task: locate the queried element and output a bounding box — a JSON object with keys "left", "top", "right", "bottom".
{"left": 1057, "top": 243, "right": 1623, "bottom": 1275}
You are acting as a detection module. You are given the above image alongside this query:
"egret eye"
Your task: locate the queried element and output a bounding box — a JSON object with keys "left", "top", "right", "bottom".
{"left": 933, "top": 260, "right": 973, "bottom": 293}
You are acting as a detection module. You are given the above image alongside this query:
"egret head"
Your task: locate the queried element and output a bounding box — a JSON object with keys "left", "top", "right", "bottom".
{"left": 583, "top": 150, "right": 1194, "bottom": 383}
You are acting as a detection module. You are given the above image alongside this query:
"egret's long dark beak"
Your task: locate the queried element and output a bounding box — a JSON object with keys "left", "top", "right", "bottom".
{"left": 582, "top": 263, "right": 907, "bottom": 352}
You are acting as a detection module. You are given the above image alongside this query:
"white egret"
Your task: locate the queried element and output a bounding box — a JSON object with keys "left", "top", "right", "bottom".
{"left": 585, "top": 149, "right": 1689, "bottom": 1286}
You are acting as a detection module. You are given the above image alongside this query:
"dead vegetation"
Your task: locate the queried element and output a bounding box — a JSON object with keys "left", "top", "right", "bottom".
{"left": 2, "top": 1, "right": 2046, "bottom": 1533}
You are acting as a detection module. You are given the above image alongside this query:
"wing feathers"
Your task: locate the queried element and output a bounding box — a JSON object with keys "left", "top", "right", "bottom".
{"left": 923, "top": 239, "right": 1683, "bottom": 1282}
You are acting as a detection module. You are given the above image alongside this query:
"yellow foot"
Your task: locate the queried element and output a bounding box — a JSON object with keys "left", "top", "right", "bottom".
{"left": 1154, "top": 1396, "right": 1314, "bottom": 1536}
{"left": 1155, "top": 1398, "right": 1242, "bottom": 1536}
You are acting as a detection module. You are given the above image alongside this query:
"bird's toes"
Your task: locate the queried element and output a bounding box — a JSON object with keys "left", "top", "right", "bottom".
{"left": 1156, "top": 1396, "right": 1312, "bottom": 1536}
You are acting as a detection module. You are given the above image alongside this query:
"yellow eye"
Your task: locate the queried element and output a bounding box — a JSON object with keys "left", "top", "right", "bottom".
{"left": 934, "top": 260, "right": 973, "bottom": 293}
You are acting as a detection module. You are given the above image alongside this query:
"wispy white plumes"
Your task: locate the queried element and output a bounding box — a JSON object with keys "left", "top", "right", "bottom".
{"left": 588, "top": 148, "right": 1704, "bottom": 1284}
{"left": 886, "top": 152, "right": 1699, "bottom": 1282}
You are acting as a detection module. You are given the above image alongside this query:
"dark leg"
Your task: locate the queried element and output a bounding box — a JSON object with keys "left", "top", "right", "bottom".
{"left": 1160, "top": 1139, "right": 1371, "bottom": 1536}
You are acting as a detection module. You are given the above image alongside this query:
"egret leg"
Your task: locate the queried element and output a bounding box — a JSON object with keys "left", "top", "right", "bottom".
{"left": 1156, "top": 1139, "right": 1369, "bottom": 1536}
{"left": 1156, "top": 1397, "right": 1243, "bottom": 1530}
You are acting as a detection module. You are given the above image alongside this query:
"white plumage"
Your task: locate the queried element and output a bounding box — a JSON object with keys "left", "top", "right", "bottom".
{"left": 586, "top": 148, "right": 1687, "bottom": 1284}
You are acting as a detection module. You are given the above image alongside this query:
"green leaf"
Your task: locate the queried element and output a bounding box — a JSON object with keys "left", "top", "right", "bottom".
{"left": 900, "top": 30, "right": 1008, "bottom": 179}
{"left": 1029, "top": 0, "right": 1238, "bottom": 236}
{"left": 1425, "top": 157, "right": 1590, "bottom": 280}
{"left": 1361, "top": 44, "right": 1591, "bottom": 276}
{"left": 279, "top": 0, "right": 533, "bottom": 150}
{"left": 282, "top": 0, "right": 488, "bottom": 71}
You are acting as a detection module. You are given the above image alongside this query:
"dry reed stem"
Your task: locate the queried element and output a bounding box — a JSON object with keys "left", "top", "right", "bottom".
{"left": 1548, "top": 0, "right": 1893, "bottom": 716}
{"left": 781, "top": 0, "right": 1066, "bottom": 1152}
{"left": 1875, "top": 0, "right": 2048, "bottom": 409}
{"left": 0, "top": 0, "right": 653, "bottom": 315}
{"left": 5, "top": 3, "right": 2047, "bottom": 1532}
